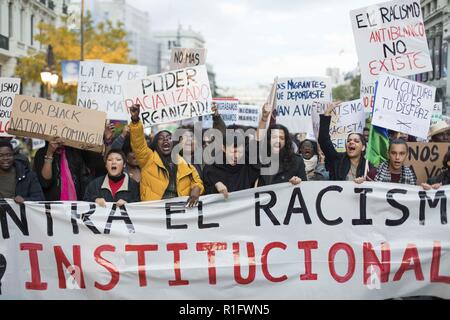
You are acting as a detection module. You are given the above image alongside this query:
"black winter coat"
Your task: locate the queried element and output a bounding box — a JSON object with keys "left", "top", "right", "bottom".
{"left": 14, "top": 158, "right": 45, "bottom": 201}
{"left": 318, "top": 115, "right": 366, "bottom": 181}
{"left": 34, "top": 146, "right": 91, "bottom": 201}
{"left": 83, "top": 173, "right": 140, "bottom": 203}
{"left": 258, "top": 154, "right": 307, "bottom": 186}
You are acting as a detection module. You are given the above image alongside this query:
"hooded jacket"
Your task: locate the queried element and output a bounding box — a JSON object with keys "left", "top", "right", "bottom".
{"left": 13, "top": 157, "right": 45, "bottom": 201}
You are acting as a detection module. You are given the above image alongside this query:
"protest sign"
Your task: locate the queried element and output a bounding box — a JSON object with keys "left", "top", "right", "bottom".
{"left": 77, "top": 61, "right": 147, "bottom": 120}
{"left": 31, "top": 139, "right": 46, "bottom": 150}
{"left": 275, "top": 77, "right": 332, "bottom": 135}
{"left": 0, "top": 78, "right": 21, "bottom": 137}
{"left": 61, "top": 60, "right": 80, "bottom": 85}
{"left": 236, "top": 104, "right": 261, "bottom": 127}
{"left": 350, "top": 0, "right": 432, "bottom": 82}
{"left": 122, "top": 65, "right": 212, "bottom": 128}
{"left": 405, "top": 142, "right": 450, "bottom": 184}
{"left": 0, "top": 182, "right": 449, "bottom": 299}
{"left": 372, "top": 73, "right": 435, "bottom": 139}
{"left": 431, "top": 102, "right": 443, "bottom": 126}
{"left": 202, "top": 98, "right": 240, "bottom": 129}
{"left": 361, "top": 80, "right": 375, "bottom": 113}
{"left": 169, "top": 48, "right": 207, "bottom": 70}
{"left": 312, "top": 99, "right": 365, "bottom": 152}
{"left": 8, "top": 95, "right": 107, "bottom": 153}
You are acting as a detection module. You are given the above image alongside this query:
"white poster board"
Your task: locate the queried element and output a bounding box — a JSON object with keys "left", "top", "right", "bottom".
{"left": 431, "top": 102, "right": 443, "bottom": 126}
{"left": 0, "top": 78, "right": 21, "bottom": 137}
{"left": 202, "top": 98, "right": 240, "bottom": 129}
{"left": 122, "top": 65, "right": 212, "bottom": 128}
{"left": 236, "top": 104, "right": 261, "bottom": 127}
{"left": 275, "top": 77, "right": 332, "bottom": 134}
{"left": 312, "top": 99, "right": 365, "bottom": 151}
{"left": 372, "top": 73, "right": 436, "bottom": 139}
{"left": 77, "top": 61, "right": 147, "bottom": 120}
{"left": 350, "top": 0, "right": 432, "bottom": 82}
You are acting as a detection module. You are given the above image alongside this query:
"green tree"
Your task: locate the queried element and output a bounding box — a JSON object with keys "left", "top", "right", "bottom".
{"left": 332, "top": 74, "right": 361, "bottom": 102}
{"left": 15, "top": 13, "right": 135, "bottom": 104}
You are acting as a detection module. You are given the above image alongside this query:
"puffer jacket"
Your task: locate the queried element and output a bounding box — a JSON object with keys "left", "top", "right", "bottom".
{"left": 130, "top": 121, "right": 204, "bottom": 201}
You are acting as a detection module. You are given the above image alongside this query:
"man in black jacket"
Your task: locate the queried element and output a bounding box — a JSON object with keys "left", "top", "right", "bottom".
{"left": 0, "top": 140, "right": 44, "bottom": 203}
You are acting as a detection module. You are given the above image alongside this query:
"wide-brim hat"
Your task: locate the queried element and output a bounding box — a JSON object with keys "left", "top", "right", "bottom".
{"left": 429, "top": 120, "right": 450, "bottom": 137}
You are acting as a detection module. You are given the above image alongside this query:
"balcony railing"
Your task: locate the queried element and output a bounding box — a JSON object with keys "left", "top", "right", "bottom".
{"left": 0, "top": 34, "right": 9, "bottom": 51}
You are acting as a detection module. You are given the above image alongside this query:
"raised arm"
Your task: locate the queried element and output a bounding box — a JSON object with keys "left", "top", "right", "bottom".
{"left": 318, "top": 102, "right": 340, "bottom": 163}
{"left": 129, "top": 105, "right": 153, "bottom": 169}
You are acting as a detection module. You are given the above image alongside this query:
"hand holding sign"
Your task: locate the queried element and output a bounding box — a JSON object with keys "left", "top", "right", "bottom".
{"left": 130, "top": 104, "right": 140, "bottom": 124}
{"left": 261, "top": 103, "right": 272, "bottom": 121}
{"left": 324, "top": 101, "right": 342, "bottom": 116}
{"left": 211, "top": 102, "right": 219, "bottom": 117}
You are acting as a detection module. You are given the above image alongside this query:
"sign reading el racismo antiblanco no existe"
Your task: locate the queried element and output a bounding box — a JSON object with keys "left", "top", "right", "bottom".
{"left": 77, "top": 61, "right": 147, "bottom": 120}
{"left": 275, "top": 77, "right": 332, "bottom": 135}
{"left": 0, "top": 182, "right": 449, "bottom": 299}
{"left": 372, "top": 73, "right": 435, "bottom": 139}
{"left": 122, "top": 65, "right": 212, "bottom": 127}
{"left": 350, "top": 0, "right": 433, "bottom": 113}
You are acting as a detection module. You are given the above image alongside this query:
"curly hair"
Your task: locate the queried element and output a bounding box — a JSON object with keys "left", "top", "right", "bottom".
{"left": 267, "top": 124, "right": 295, "bottom": 171}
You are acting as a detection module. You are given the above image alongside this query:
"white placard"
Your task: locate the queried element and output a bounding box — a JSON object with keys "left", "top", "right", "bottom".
{"left": 431, "top": 102, "right": 443, "bottom": 126}
{"left": 372, "top": 73, "right": 436, "bottom": 139}
{"left": 202, "top": 98, "right": 240, "bottom": 129}
{"left": 312, "top": 99, "right": 365, "bottom": 151}
{"left": 169, "top": 48, "right": 207, "bottom": 70}
{"left": 122, "top": 65, "right": 212, "bottom": 128}
{"left": 77, "top": 61, "right": 147, "bottom": 120}
{"left": 275, "top": 77, "right": 332, "bottom": 134}
{"left": 0, "top": 78, "right": 21, "bottom": 137}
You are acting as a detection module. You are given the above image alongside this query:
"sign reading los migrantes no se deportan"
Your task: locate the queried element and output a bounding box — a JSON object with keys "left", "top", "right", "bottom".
{"left": 0, "top": 182, "right": 449, "bottom": 299}
{"left": 8, "top": 95, "right": 107, "bottom": 153}
{"left": 122, "top": 65, "right": 212, "bottom": 128}
{"left": 0, "top": 78, "right": 21, "bottom": 137}
{"left": 372, "top": 73, "right": 435, "bottom": 139}
{"left": 350, "top": 0, "right": 433, "bottom": 113}
{"left": 77, "top": 61, "right": 147, "bottom": 121}
{"left": 275, "top": 77, "right": 332, "bottom": 135}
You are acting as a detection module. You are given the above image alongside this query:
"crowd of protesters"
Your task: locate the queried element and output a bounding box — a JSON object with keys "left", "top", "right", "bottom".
{"left": 1, "top": 101, "right": 450, "bottom": 206}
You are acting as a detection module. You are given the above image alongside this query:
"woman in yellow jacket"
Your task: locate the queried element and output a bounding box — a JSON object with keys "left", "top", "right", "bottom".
{"left": 129, "top": 105, "right": 204, "bottom": 206}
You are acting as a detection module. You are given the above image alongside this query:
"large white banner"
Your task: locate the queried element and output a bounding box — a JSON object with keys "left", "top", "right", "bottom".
{"left": 77, "top": 61, "right": 147, "bottom": 120}
{"left": 275, "top": 77, "right": 332, "bottom": 135}
{"left": 1, "top": 182, "right": 449, "bottom": 300}
{"left": 122, "top": 65, "right": 212, "bottom": 128}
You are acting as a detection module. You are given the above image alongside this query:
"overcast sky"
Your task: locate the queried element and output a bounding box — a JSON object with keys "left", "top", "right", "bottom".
{"left": 128, "top": 0, "right": 382, "bottom": 88}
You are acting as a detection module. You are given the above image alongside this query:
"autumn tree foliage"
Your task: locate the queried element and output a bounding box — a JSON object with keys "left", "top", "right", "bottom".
{"left": 15, "top": 13, "right": 135, "bottom": 104}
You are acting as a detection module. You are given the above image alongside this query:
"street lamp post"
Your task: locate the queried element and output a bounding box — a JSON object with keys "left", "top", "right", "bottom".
{"left": 40, "top": 45, "right": 59, "bottom": 100}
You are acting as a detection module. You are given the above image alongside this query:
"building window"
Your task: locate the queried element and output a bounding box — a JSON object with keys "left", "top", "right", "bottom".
{"left": 20, "top": 8, "right": 25, "bottom": 42}
{"left": 31, "top": 15, "right": 34, "bottom": 45}
{"left": 442, "top": 40, "right": 448, "bottom": 78}
{"left": 429, "top": 37, "right": 435, "bottom": 81}
{"left": 435, "top": 35, "right": 442, "bottom": 80}
{"left": 8, "top": 2, "right": 13, "bottom": 37}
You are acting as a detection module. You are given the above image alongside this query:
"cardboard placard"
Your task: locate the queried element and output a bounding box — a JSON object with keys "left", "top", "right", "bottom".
{"left": 169, "top": 48, "right": 207, "bottom": 70}
{"left": 312, "top": 99, "right": 365, "bottom": 152}
{"left": 372, "top": 73, "right": 436, "bottom": 139}
{"left": 405, "top": 142, "right": 450, "bottom": 184}
{"left": 275, "top": 77, "right": 332, "bottom": 134}
{"left": 0, "top": 78, "right": 21, "bottom": 137}
{"left": 77, "top": 61, "right": 147, "bottom": 120}
{"left": 8, "top": 95, "right": 107, "bottom": 153}
{"left": 122, "top": 65, "right": 212, "bottom": 128}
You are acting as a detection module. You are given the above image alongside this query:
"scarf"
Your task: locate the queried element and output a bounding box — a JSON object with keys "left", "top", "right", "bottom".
{"left": 304, "top": 155, "right": 318, "bottom": 175}
{"left": 374, "top": 161, "right": 417, "bottom": 185}
{"left": 59, "top": 148, "right": 77, "bottom": 201}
